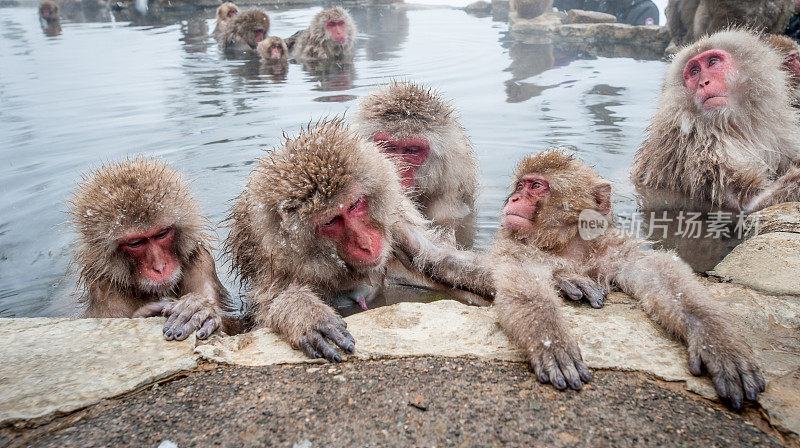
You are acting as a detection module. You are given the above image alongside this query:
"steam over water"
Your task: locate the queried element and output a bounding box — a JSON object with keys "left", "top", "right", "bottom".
{"left": 0, "top": 4, "right": 668, "bottom": 317}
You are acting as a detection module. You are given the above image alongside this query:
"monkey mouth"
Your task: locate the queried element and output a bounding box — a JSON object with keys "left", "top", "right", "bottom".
{"left": 702, "top": 95, "right": 728, "bottom": 109}
{"left": 333, "top": 36, "right": 347, "bottom": 45}
{"left": 504, "top": 212, "right": 532, "bottom": 229}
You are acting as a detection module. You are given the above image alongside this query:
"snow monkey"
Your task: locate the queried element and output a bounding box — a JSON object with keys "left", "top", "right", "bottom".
{"left": 217, "top": 8, "right": 270, "bottom": 55}
{"left": 492, "top": 149, "right": 765, "bottom": 409}
{"left": 225, "top": 118, "right": 494, "bottom": 362}
{"left": 213, "top": 2, "right": 238, "bottom": 39}
{"left": 68, "top": 158, "right": 242, "bottom": 341}
{"left": 38, "top": 0, "right": 61, "bottom": 35}
{"left": 665, "top": 0, "right": 793, "bottom": 46}
{"left": 257, "top": 36, "right": 288, "bottom": 61}
{"left": 510, "top": 0, "right": 552, "bottom": 19}
{"left": 352, "top": 81, "right": 479, "bottom": 247}
{"left": 632, "top": 30, "right": 800, "bottom": 212}
{"left": 285, "top": 6, "right": 355, "bottom": 62}
{"left": 763, "top": 34, "right": 800, "bottom": 107}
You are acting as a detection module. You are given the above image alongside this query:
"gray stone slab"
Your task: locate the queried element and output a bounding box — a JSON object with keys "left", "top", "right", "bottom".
{"left": 711, "top": 232, "right": 800, "bottom": 295}
{"left": 0, "top": 318, "right": 198, "bottom": 427}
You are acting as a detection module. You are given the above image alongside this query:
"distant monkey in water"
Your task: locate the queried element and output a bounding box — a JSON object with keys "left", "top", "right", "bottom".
{"left": 352, "top": 81, "right": 479, "bottom": 247}
{"left": 763, "top": 34, "right": 800, "bottom": 107}
{"left": 285, "top": 7, "right": 355, "bottom": 61}
{"left": 213, "top": 2, "right": 239, "bottom": 39}
{"left": 257, "top": 36, "right": 288, "bottom": 61}
{"left": 68, "top": 158, "right": 243, "bottom": 340}
{"left": 665, "top": 0, "right": 793, "bottom": 46}
{"left": 38, "top": 0, "right": 61, "bottom": 36}
{"left": 217, "top": 8, "right": 270, "bottom": 55}
{"left": 491, "top": 149, "right": 764, "bottom": 410}
{"left": 225, "top": 118, "right": 494, "bottom": 362}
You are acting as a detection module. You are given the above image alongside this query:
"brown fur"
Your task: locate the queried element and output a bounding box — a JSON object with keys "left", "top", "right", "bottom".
{"left": 510, "top": 0, "right": 552, "bottom": 19}
{"left": 38, "top": 0, "right": 59, "bottom": 20}
{"left": 286, "top": 7, "right": 355, "bottom": 61}
{"left": 218, "top": 8, "right": 270, "bottom": 53}
{"left": 257, "top": 36, "right": 288, "bottom": 61}
{"left": 38, "top": 0, "right": 60, "bottom": 35}
{"left": 666, "top": 0, "right": 793, "bottom": 45}
{"left": 631, "top": 29, "right": 800, "bottom": 211}
{"left": 492, "top": 149, "right": 765, "bottom": 407}
{"left": 213, "top": 2, "right": 238, "bottom": 39}
{"left": 225, "top": 118, "right": 493, "bottom": 358}
{"left": 352, "top": 81, "right": 479, "bottom": 246}
{"left": 763, "top": 34, "right": 800, "bottom": 106}
{"left": 68, "top": 158, "right": 241, "bottom": 337}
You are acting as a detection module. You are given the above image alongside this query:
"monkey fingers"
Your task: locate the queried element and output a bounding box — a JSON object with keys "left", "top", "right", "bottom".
{"left": 530, "top": 342, "right": 590, "bottom": 391}
{"left": 131, "top": 301, "right": 171, "bottom": 318}
{"left": 689, "top": 345, "right": 764, "bottom": 410}
{"left": 162, "top": 295, "right": 220, "bottom": 341}
{"left": 299, "top": 319, "right": 355, "bottom": 363}
{"left": 555, "top": 275, "right": 606, "bottom": 308}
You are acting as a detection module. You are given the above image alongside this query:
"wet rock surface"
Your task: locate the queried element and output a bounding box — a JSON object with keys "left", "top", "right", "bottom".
{"left": 711, "top": 232, "right": 800, "bottom": 296}
{"left": 566, "top": 8, "right": 616, "bottom": 24}
{"left": 2, "top": 359, "right": 785, "bottom": 448}
{"left": 745, "top": 203, "right": 800, "bottom": 238}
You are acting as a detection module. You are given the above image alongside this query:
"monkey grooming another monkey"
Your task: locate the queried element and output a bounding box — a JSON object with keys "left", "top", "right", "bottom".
{"left": 285, "top": 7, "right": 355, "bottom": 62}
{"left": 257, "top": 36, "right": 288, "bottom": 62}
{"left": 38, "top": 0, "right": 61, "bottom": 36}
{"left": 352, "top": 81, "right": 479, "bottom": 247}
{"left": 217, "top": 8, "right": 270, "bottom": 55}
{"left": 213, "top": 2, "right": 239, "bottom": 40}
{"left": 665, "top": 0, "right": 793, "bottom": 46}
{"left": 492, "top": 150, "right": 765, "bottom": 409}
{"left": 764, "top": 34, "right": 800, "bottom": 107}
{"left": 510, "top": 0, "right": 552, "bottom": 19}
{"left": 225, "top": 118, "right": 494, "bottom": 362}
{"left": 632, "top": 29, "right": 800, "bottom": 212}
{"left": 68, "top": 158, "right": 242, "bottom": 341}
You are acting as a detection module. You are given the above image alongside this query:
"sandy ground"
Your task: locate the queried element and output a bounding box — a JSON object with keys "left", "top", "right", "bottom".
{"left": 2, "top": 357, "right": 787, "bottom": 448}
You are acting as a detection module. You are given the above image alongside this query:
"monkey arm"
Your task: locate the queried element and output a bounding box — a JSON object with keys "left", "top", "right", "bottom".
{"left": 493, "top": 261, "right": 591, "bottom": 391}
{"left": 393, "top": 223, "right": 495, "bottom": 300}
{"left": 607, "top": 246, "right": 765, "bottom": 409}
{"left": 742, "top": 165, "right": 800, "bottom": 212}
{"left": 253, "top": 283, "right": 355, "bottom": 363}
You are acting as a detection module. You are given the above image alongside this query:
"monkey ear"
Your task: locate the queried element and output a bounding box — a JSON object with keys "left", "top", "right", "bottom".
{"left": 592, "top": 181, "right": 612, "bottom": 215}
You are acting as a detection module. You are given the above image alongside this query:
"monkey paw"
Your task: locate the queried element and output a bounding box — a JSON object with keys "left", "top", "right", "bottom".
{"left": 135, "top": 293, "right": 222, "bottom": 341}
{"left": 298, "top": 315, "right": 355, "bottom": 363}
{"left": 554, "top": 273, "right": 606, "bottom": 308}
{"left": 529, "top": 336, "right": 592, "bottom": 391}
{"left": 688, "top": 336, "right": 765, "bottom": 410}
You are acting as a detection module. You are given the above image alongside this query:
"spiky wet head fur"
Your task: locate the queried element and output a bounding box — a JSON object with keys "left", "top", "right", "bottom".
{"left": 292, "top": 6, "right": 355, "bottom": 60}
{"left": 352, "top": 80, "right": 478, "bottom": 208}
{"left": 632, "top": 29, "right": 800, "bottom": 206}
{"left": 226, "top": 118, "right": 408, "bottom": 290}
{"left": 257, "top": 36, "right": 288, "bottom": 60}
{"left": 221, "top": 9, "right": 270, "bottom": 49}
{"left": 68, "top": 158, "right": 206, "bottom": 294}
{"left": 504, "top": 149, "right": 611, "bottom": 252}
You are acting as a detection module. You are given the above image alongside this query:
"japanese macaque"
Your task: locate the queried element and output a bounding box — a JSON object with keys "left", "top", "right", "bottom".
{"left": 285, "top": 7, "right": 355, "bottom": 62}
{"left": 217, "top": 8, "right": 270, "bottom": 55}
{"left": 213, "top": 2, "right": 238, "bottom": 39}
{"left": 257, "top": 36, "right": 288, "bottom": 61}
{"left": 632, "top": 30, "right": 800, "bottom": 212}
{"left": 665, "top": 0, "right": 793, "bottom": 46}
{"left": 492, "top": 150, "right": 764, "bottom": 409}
{"left": 352, "top": 81, "right": 479, "bottom": 247}
{"left": 510, "top": 0, "right": 552, "bottom": 19}
{"left": 763, "top": 34, "right": 800, "bottom": 107}
{"left": 68, "top": 158, "right": 242, "bottom": 341}
{"left": 225, "top": 118, "right": 493, "bottom": 362}
{"left": 38, "top": 0, "right": 61, "bottom": 35}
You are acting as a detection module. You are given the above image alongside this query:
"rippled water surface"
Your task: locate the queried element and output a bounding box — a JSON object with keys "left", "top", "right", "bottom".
{"left": 0, "top": 3, "right": 669, "bottom": 317}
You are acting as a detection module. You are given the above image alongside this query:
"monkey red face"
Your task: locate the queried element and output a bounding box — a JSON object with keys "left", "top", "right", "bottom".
{"left": 503, "top": 175, "right": 550, "bottom": 231}
{"left": 227, "top": 9, "right": 237, "bottom": 18}
{"left": 269, "top": 44, "right": 283, "bottom": 59}
{"left": 40, "top": 5, "right": 51, "bottom": 15}
{"left": 314, "top": 196, "right": 384, "bottom": 269}
{"left": 684, "top": 49, "right": 735, "bottom": 110}
{"left": 326, "top": 19, "right": 348, "bottom": 44}
{"left": 253, "top": 28, "right": 265, "bottom": 43}
{"left": 785, "top": 50, "right": 800, "bottom": 80}
{"left": 373, "top": 132, "right": 430, "bottom": 191}
{"left": 117, "top": 226, "right": 179, "bottom": 289}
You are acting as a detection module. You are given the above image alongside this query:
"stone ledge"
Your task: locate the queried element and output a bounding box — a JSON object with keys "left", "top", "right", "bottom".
{"left": 2, "top": 283, "right": 799, "bottom": 437}
{"left": 711, "top": 232, "right": 800, "bottom": 296}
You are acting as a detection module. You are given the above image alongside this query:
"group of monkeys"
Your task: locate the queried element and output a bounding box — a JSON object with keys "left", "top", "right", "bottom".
{"left": 62, "top": 13, "right": 800, "bottom": 409}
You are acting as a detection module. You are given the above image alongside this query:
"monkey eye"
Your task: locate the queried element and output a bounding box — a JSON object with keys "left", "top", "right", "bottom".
{"left": 531, "top": 182, "right": 544, "bottom": 189}
{"left": 689, "top": 66, "right": 700, "bottom": 76}
{"left": 515, "top": 183, "right": 523, "bottom": 191}
{"left": 348, "top": 198, "right": 363, "bottom": 212}
{"left": 323, "top": 216, "right": 341, "bottom": 227}
{"left": 337, "top": 20, "right": 345, "bottom": 26}
{"left": 402, "top": 146, "right": 421, "bottom": 155}
{"left": 125, "top": 239, "right": 145, "bottom": 248}
{"left": 154, "top": 228, "right": 171, "bottom": 239}
{"left": 708, "top": 57, "right": 719, "bottom": 67}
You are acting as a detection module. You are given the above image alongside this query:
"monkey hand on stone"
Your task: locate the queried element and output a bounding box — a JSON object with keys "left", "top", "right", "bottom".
{"left": 528, "top": 327, "right": 592, "bottom": 391}
{"left": 687, "top": 320, "right": 766, "bottom": 409}
{"left": 132, "top": 292, "right": 223, "bottom": 341}
{"left": 295, "top": 310, "right": 355, "bottom": 363}
{"left": 552, "top": 271, "right": 606, "bottom": 308}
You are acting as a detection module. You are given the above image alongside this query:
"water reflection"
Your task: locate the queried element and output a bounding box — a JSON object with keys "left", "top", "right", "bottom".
{"left": 0, "top": 4, "right": 670, "bottom": 317}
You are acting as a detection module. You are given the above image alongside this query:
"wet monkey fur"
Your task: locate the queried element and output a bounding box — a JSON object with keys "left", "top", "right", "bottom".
{"left": 491, "top": 150, "right": 764, "bottom": 409}
{"left": 218, "top": 8, "right": 270, "bottom": 55}
{"left": 213, "top": 2, "right": 238, "bottom": 39}
{"left": 225, "top": 118, "right": 493, "bottom": 362}
{"left": 286, "top": 7, "right": 355, "bottom": 61}
{"left": 352, "top": 81, "right": 479, "bottom": 247}
{"left": 632, "top": 30, "right": 800, "bottom": 212}
{"left": 68, "top": 158, "right": 242, "bottom": 340}
{"left": 666, "top": 0, "right": 793, "bottom": 45}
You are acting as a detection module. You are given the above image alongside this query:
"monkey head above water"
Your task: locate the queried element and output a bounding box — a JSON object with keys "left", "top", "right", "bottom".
{"left": 632, "top": 29, "right": 800, "bottom": 212}
{"left": 217, "top": 8, "right": 270, "bottom": 55}
{"left": 257, "top": 36, "right": 288, "bottom": 61}
{"left": 352, "top": 81, "right": 479, "bottom": 247}
{"left": 225, "top": 118, "right": 494, "bottom": 362}
{"left": 492, "top": 150, "right": 764, "bottom": 409}
{"left": 763, "top": 34, "right": 800, "bottom": 107}
{"left": 213, "top": 2, "right": 239, "bottom": 39}
{"left": 285, "top": 6, "right": 355, "bottom": 62}
{"left": 68, "top": 158, "right": 243, "bottom": 340}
